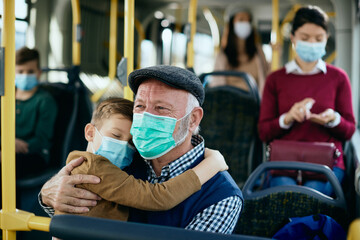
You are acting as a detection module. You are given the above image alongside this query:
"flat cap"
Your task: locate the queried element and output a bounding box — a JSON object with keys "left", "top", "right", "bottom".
{"left": 128, "top": 65, "right": 204, "bottom": 105}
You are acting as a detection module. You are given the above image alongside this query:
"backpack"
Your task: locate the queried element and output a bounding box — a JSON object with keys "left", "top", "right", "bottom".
{"left": 273, "top": 214, "right": 346, "bottom": 240}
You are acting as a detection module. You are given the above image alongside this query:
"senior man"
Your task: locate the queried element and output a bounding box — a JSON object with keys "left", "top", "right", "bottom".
{"left": 39, "top": 65, "right": 243, "bottom": 233}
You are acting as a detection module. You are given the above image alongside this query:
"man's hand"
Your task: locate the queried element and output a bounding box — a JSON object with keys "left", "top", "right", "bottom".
{"left": 41, "top": 157, "right": 101, "bottom": 213}
{"left": 15, "top": 138, "right": 29, "bottom": 154}
{"left": 309, "top": 108, "right": 336, "bottom": 125}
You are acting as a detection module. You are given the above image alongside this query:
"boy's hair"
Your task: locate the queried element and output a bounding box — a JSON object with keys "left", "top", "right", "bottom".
{"left": 16, "top": 47, "right": 41, "bottom": 69}
{"left": 91, "top": 98, "right": 134, "bottom": 128}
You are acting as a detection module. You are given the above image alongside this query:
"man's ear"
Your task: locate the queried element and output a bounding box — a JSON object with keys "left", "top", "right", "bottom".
{"left": 84, "top": 123, "right": 95, "bottom": 142}
{"left": 189, "top": 107, "right": 203, "bottom": 132}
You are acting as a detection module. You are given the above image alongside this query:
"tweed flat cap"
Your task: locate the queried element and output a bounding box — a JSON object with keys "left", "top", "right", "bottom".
{"left": 128, "top": 65, "right": 204, "bottom": 105}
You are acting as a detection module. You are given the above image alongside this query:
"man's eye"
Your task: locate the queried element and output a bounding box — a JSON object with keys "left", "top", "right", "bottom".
{"left": 135, "top": 105, "right": 144, "bottom": 109}
{"left": 156, "top": 106, "right": 167, "bottom": 110}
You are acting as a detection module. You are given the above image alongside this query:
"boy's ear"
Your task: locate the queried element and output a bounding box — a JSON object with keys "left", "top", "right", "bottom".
{"left": 84, "top": 123, "right": 95, "bottom": 142}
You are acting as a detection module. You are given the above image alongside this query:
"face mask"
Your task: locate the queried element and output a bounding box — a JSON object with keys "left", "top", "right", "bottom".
{"left": 234, "top": 21, "right": 252, "bottom": 39}
{"left": 130, "top": 111, "right": 191, "bottom": 160}
{"left": 295, "top": 40, "right": 326, "bottom": 62}
{"left": 15, "top": 74, "right": 38, "bottom": 91}
{"left": 92, "top": 128, "right": 135, "bottom": 169}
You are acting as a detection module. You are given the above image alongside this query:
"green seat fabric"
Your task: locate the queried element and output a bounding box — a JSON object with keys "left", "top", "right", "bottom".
{"left": 235, "top": 191, "right": 349, "bottom": 238}
{"left": 200, "top": 85, "right": 261, "bottom": 186}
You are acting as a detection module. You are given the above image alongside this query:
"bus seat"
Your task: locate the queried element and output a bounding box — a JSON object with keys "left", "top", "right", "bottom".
{"left": 16, "top": 81, "right": 92, "bottom": 216}
{"left": 199, "top": 71, "right": 262, "bottom": 187}
{"left": 49, "top": 214, "right": 272, "bottom": 240}
{"left": 16, "top": 83, "right": 78, "bottom": 190}
{"left": 235, "top": 161, "right": 348, "bottom": 238}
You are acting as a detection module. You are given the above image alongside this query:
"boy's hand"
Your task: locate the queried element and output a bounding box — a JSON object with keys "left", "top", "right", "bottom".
{"left": 204, "top": 148, "right": 228, "bottom": 171}
{"left": 15, "top": 138, "right": 29, "bottom": 154}
{"left": 41, "top": 157, "right": 101, "bottom": 213}
{"left": 193, "top": 148, "right": 228, "bottom": 185}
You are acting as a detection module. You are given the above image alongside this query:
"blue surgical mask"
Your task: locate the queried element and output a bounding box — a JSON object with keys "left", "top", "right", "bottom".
{"left": 15, "top": 74, "right": 39, "bottom": 91}
{"left": 295, "top": 40, "right": 326, "bottom": 62}
{"left": 130, "top": 111, "right": 190, "bottom": 160}
{"left": 92, "top": 128, "right": 135, "bottom": 169}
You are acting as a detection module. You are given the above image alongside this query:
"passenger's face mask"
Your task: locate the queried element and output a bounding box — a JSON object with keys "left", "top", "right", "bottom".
{"left": 15, "top": 74, "right": 38, "bottom": 91}
{"left": 295, "top": 40, "right": 326, "bottom": 62}
{"left": 130, "top": 111, "right": 191, "bottom": 160}
{"left": 234, "top": 21, "right": 252, "bottom": 39}
{"left": 92, "top": 127, "right": 135, "bottom": 169}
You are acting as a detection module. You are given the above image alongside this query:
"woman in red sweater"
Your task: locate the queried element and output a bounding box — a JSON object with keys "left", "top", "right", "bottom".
{"left": 258, "top": 6, "right": 356, "bottom": 195}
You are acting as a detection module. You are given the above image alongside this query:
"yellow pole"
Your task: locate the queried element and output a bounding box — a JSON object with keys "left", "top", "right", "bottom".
{"left": 27, "top": 216, "right": 51, "bottom": 232}
{"left": 271, "top": 0, "right": 280, "bottom": 70}
{"left": 124, "top": 0, "right": 134, "bottom": 100}
{"left": 1, "top": 0, "right": 16, "bottom": 239}
{"left": 109, "top": 0, "right": 118, "bottom": 79}
{"left": 186, "top": 0, "right": 197, "bottom": 68}
{"left": 135, "top": 19, "right": 145, "bottom": 69}
{"left": 71, "top": 0, "right": 81, "bottom": 66}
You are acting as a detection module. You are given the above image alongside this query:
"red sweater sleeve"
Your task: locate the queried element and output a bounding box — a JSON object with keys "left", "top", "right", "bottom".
{"left": 258, "top": 70, "right": 289, "bottom": 142}
{"left": 327, "top": 68, "right": 356, "bottom": 140}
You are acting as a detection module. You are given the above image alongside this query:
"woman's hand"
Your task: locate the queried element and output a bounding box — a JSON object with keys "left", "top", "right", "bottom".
{"left": 284, "top": 98, "right": 315, "bottom": 125}
{"left": 309, "top": 108, "right": 336, "bottom": 125}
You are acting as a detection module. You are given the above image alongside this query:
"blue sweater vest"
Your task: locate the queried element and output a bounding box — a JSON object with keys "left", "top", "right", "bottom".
{"left": 127, "top": 151, "right": 243, "bottom": 228}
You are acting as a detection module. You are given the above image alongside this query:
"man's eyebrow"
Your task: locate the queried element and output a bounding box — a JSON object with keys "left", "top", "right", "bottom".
{"left": 153, "top": 100, "right": 174, "bottom": 108}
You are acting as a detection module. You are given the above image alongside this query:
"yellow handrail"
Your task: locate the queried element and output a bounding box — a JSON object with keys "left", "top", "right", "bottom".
{"left": 124, "top": 0, "right": 135, "bottom": 101}
{"left": 91, "top": 0, "right": 119, "bottom": 103}
{"left": 271, "top": 0, "right": 280, "bottom": 70}
{"left": 1, "top": 0, "right": 16, "bottom": 238}
{"left": 71, "top": 0, "right": 81, "bottom": 66}
{"left": 109, "top": 0, "right": 118, "bottom": 79}
{"left": 186, "top": 0, "right": 197, "bottom": 69}
{"left": 135, "top": 18, "right": 145, "bottom": 69}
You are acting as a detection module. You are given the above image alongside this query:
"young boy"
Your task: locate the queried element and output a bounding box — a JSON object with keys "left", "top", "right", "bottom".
{"left": 55, "top": 98, "right": 228, "bottom": 221}
{"left": 14, "top": 47, "right": 57, "bottom": 176}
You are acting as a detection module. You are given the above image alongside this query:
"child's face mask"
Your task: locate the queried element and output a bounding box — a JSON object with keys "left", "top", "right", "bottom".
{"left": 15, "top": 74, "right": 38, "bottom": 91}
{"left": 92, "top": 127, "right": 135, "bottom": 169}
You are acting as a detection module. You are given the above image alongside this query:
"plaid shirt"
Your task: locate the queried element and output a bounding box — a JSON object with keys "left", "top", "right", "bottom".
{"left": 39, "top": 135, "right": 242, "bottom": 233}
{"left": 145, "top": 135, "right": 242, "bottom": 234}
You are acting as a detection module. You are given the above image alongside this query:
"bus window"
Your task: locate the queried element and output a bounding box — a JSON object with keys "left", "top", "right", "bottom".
{"left": 194, "top": 33, "right": 214, "bottom": 74}
{"left": 0, "top": 0, "right": 28, "bottom": 49}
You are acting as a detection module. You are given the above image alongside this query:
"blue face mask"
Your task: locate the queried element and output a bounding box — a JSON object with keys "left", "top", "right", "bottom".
{"left": 130, "top": 111, "right": 190, "bottom": 160}
{"left": 15, "top": 74, "right": 39, "bottom": 91}
{"left": 295, "top": 40, "right": 326, "bottom": 62}
{"left": 92, "top": 128, "right": 135, "bottom": 169}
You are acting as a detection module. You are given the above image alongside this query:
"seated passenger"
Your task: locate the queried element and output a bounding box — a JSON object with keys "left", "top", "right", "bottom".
{"left": 40, "top": 65, "right": 243, "bottom": 234}
{"left": 210, "top": 7, "right": 269, "bottom": 96}
{"left": 1, "top": 47, "right": 57, "bottom": 177}
{"left": 258, "top": 6, "right": 356, "bottom": 195}
{"left": 54, "top": 98, "right": 228, "bottom": 220}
